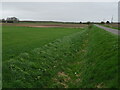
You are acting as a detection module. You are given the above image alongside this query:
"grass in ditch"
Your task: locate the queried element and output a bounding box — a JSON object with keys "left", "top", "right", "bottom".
{"left": 3, "top": 25, "right": 119, "bottom": 88}
{"left": 49, "top": 25, "right": 118, "bottom": 88}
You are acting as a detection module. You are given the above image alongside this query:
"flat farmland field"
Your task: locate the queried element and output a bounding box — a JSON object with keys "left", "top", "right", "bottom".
{"left": 2, "top": 23, "right": 119, "bottom": 88}
{"left": 3, "top": 24, "right": 85, "bottom": 61}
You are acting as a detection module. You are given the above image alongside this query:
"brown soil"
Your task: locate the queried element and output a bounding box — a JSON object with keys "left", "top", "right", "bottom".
{"left": 2, "top": 23, "right": 88, "bottom": 28}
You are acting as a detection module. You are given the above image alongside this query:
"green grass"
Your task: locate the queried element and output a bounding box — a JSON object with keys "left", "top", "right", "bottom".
{"left": 3, "top": 26, "right": 82, "bottom": 61}
{"left": 102, "top": 24, "right": 120, "bottom": 30}
{"left": 3, "top": 25, "right": 119, "bottom": 88}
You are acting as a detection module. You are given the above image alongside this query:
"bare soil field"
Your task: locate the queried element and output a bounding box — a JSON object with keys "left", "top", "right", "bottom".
{"left": 2, "top": 23, "right": 88, "bottom": 28}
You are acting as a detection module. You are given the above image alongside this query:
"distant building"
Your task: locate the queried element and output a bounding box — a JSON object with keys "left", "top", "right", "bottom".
{"left": 6, "top": 17, "right": 19, "bottom": 23}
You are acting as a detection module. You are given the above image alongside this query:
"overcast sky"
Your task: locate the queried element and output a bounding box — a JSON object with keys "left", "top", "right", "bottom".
{"left": 1, "top": 2, "right": 118, "bottom": 22}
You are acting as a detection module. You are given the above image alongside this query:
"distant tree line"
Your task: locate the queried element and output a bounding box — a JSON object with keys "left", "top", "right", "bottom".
{"left": 0, "top": 17, "right": 19, "bottom": 23}
{"left": 80, "top": 21, "right": 112, "bottom": 24}
{"left": 101, "top": 21, "right": 111, "bottom": 24}
{"left": 0, "top": 17, "right": 113, "bottom": 24}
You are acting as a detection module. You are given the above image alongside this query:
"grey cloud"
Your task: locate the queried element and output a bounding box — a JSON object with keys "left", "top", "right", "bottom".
{"left": 1, "top": 2, "right": 118, "bottom": 22}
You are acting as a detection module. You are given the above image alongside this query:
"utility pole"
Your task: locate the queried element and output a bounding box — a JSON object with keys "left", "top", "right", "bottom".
{"left": 111, "top": 16, "right": 113, "bottom": 23}
{"left": 103, "top": 18, "right": 105, "bottom": 22}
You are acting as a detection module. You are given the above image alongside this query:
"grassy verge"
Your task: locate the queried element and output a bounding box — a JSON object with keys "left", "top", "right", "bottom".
{"left": 3, "top": 25, "right": 119, "bottom": 88}
{"left": 100, "top": 24, "right": 120, "bottom": 30}
{"left": 76, "top": 26, "right": 118, "bottom": 88}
